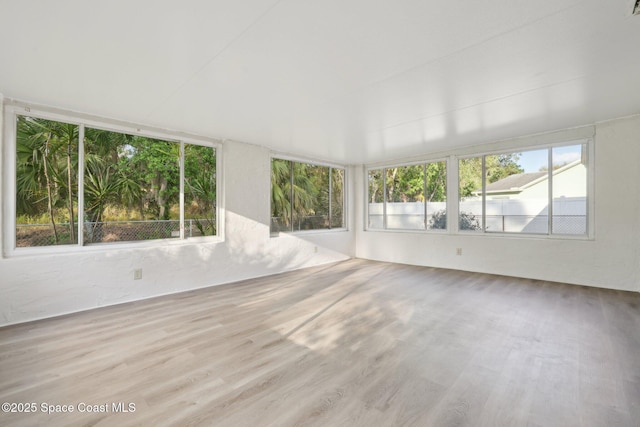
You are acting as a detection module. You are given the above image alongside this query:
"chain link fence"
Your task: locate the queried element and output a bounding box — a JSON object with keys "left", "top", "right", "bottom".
{"left": 16, "top": 219, "right": 211, "bottom": 247}
{"left": 16, "top": 224, "right": 76, "bottom": 247}
{"left": 368, "top": 211, "right": 586, "bottom": 235}
{"left": 485, "top": 215, "right": 586, "bottom": 234}
{"left": 84, "top": 220, "right": 180, "bottom": 243}
{"left": 551, "top": 215, "right": 587, "bottom": 235}
{"left": 271, "top": 215, "right": 335, "bottom": 233}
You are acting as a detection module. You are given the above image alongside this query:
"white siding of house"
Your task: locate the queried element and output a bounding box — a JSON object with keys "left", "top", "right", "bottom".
{"left": 515, "top": 162, "right": 586, "bottom": 200}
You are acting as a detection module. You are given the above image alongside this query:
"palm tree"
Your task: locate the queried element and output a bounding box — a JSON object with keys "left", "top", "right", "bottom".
{"left": 271, "top": 159, "right": 292, "bottom": 230}
{"left": 271, "top": 159, "right": 318, "bottom": 231}
{"left": 16, "top": 116, "right": 78, "bottom": 245}
{"left": 58, "top": 122, "right": 79, "bottom": 243}
{"left": 84, "top": 127, "right": 142, "bottom": 221}
{"left": 83, "top": 156, "right": 118, "bottom": 241}
{"left": 330, "top": 168, "right": 344, "bottom": 228}
{"left": 184, "top": 144, "right": 216, "bottom": 236}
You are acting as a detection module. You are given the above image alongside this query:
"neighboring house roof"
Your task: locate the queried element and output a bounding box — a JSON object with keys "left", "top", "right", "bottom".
{"left": 473, "top": 159, "right": 582, "bottom": 195}
{"left": 484, "top": 172, "right": 547, "bottom": 193}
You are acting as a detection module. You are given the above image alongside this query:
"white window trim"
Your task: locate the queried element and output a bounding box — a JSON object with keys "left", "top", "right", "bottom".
{"left": 2, "top": 100, "right": 223, "bottom": 258}
{"left": 269, "top": 153, "right": 348, "bottom": 236}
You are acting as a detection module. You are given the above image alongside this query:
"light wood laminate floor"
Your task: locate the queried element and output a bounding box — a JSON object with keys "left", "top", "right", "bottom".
{"left": 1, "top": 259, "right": 639, "bottom": 426}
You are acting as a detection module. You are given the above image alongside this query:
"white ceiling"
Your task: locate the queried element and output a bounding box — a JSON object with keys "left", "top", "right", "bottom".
{"left": 1, "top": 0, "right": 639, "bottom": 164}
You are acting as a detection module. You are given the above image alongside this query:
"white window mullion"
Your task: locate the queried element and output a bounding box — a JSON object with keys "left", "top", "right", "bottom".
{"left": 77, "top": 124, "right": 85, "bottom": 246}
{"left": 290, "top": 161, "right": 295, "bottom": 232}
{"left": 547, "top": 148, "right": 553, "bottom": 235}
{"left": 586, "top": 141, "right": 594, "bottom": 238}
{"left": 328, "top": 167, "right": 333, "bottom": 229}
{"left": 179, "top": 141, "right": 185, "bottom": 240}
{"left": 423, "top": 163, "right": 428, "bottom": 230}
{"left": 481, "top": 156, "right": 486, "bottom": 232}
{"left": 449, "top": 156, "right": 458, "bottom": 233}
{"left": 364, "top": 168, "right": 370, "bottom": 230}
{"left": 382, "top": 168, "right": 388, "bottom": 229}
{"left": 6, "top": 108, "right": 17, "bottom": 253}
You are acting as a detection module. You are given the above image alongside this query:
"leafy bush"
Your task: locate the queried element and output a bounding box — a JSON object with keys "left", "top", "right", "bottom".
{"left": 429, "top": 209, "right": 482, "bottom": 231}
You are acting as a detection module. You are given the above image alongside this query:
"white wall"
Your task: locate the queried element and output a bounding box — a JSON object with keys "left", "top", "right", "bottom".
{"left": 2, "top": 103, "right": 638, "bottom": 327}
{"left": 356, "top": 114, "right": 640, "bottom": 292}
{"left": 0, "top": 132, "right": 355, "bottom": 326}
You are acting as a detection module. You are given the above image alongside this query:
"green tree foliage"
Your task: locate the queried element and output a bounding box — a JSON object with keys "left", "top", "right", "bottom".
{"left": 16, "top": 116, "right": 79, "bottom": 244}
{"left": 271, "top": 159, "right": 343, "bottom": 231}
{"left": 16, "top": 116, "right": 217, "bottom": 245}
{"left": 291, "top": 163, "right": 323, "bottom": 228}
{"left": 458, "top": 154, "right": 523, "bottom": 199}
{"left": 330, "top": 168, "right": 344, "bottom": 228}
{"left": 486, "top": 153, "right": 524, "bottom": 183}
{"left": 271, "top": 159, "right": 293, "bottom": 229}
{"left": 83, "top": 128, "right": 137, "bottom": 231}
{"left": 368, "top": 169, "right": 383, "bottom": 203}
{"left": 184, "top": 144, "right": 217, "bottom": 235}
{"left": 126, "top": 138, "right": 180, "bottom": 220}
{"left": 369, "top": 162, "right": 447, "bottom": 204}
{"left": 271, "top": 160, "right": 320, "bottom": 229}
{"left": 426, "top": 162, "right": 446, "bottom": 202}
{"left": 386, "top": 165, "right": 424, "bottom": 203}
{"left": 458, "top": 157, "right": 482, "bottom": 200}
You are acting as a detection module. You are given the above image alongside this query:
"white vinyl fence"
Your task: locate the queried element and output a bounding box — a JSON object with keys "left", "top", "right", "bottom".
{"left": 368, "top": 197, "right": 586, "bottom": 234}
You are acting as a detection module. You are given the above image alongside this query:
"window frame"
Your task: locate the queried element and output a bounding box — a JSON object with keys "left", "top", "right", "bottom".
{"left": 456, "top": 140, "right": 593, "bottom": 239}
{"left": 269, "top": 154, "right": 348, "bottom": 236}
{"left": 3, "top": 102, "right": 223, "bottom": 257}
{"left": 364, "top": 138, "right": 594, "bottom": 240}
{"left": 365, "top": 157, "right": 449, "bottom": 233}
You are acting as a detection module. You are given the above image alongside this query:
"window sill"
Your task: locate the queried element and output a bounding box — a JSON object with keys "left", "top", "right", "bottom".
{"left": 270, "top": 228, "right": 349, "bottom": 238}
{"left": 364, "top": 227, "right": 593, "bottom": 241}
{"left": 3, "top": 235, "right": 225, "bottom": 259}
{"left": 365, "top": 228, "right": 448, "bottom": 234}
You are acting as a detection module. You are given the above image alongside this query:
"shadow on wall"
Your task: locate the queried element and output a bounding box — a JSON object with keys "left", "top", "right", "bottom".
{"left": 224, "top": 210, "right": 351, "bottom": 276}
{"left": 0, "top": 208, "right": 352, "bottom": 326}
{"left": 150, "top": 209, "right": 351, "bottom": 292}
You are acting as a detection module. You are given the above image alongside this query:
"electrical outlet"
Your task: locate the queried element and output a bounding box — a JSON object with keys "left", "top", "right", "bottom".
{"left": 456, "top": 248, "right": 462, "bottom": 256}
{"left": 133, "top": 269, "right": 142, "bottom": 280}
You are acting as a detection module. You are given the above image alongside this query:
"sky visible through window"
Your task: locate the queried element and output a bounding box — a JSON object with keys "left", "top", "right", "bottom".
{"left": 517, "top": 145, "right": 582, "bottom": 173}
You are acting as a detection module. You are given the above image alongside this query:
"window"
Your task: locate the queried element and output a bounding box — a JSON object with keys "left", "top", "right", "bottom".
{"left": 15, "top": 116, "right": 79, "bottom": 246}
{"left": 367, "top": 161, "right": 447, "bottom": 231}
{"left": 270, "top": 158, "right": 345, "bottom": 233}
{"left": 551, "top": 145, "right": 588, "bottom": 234}
{"left": 367, "top": 169, "right": 384, "bottom": 229}
{"left": 13, "top": 111, "right": 218, "bottom": 249}
{"left": 457, "top": 157, "right": 483, "bottom": 232}
{"left": 458, "top": 143, "right": 587, "bottom": 235}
